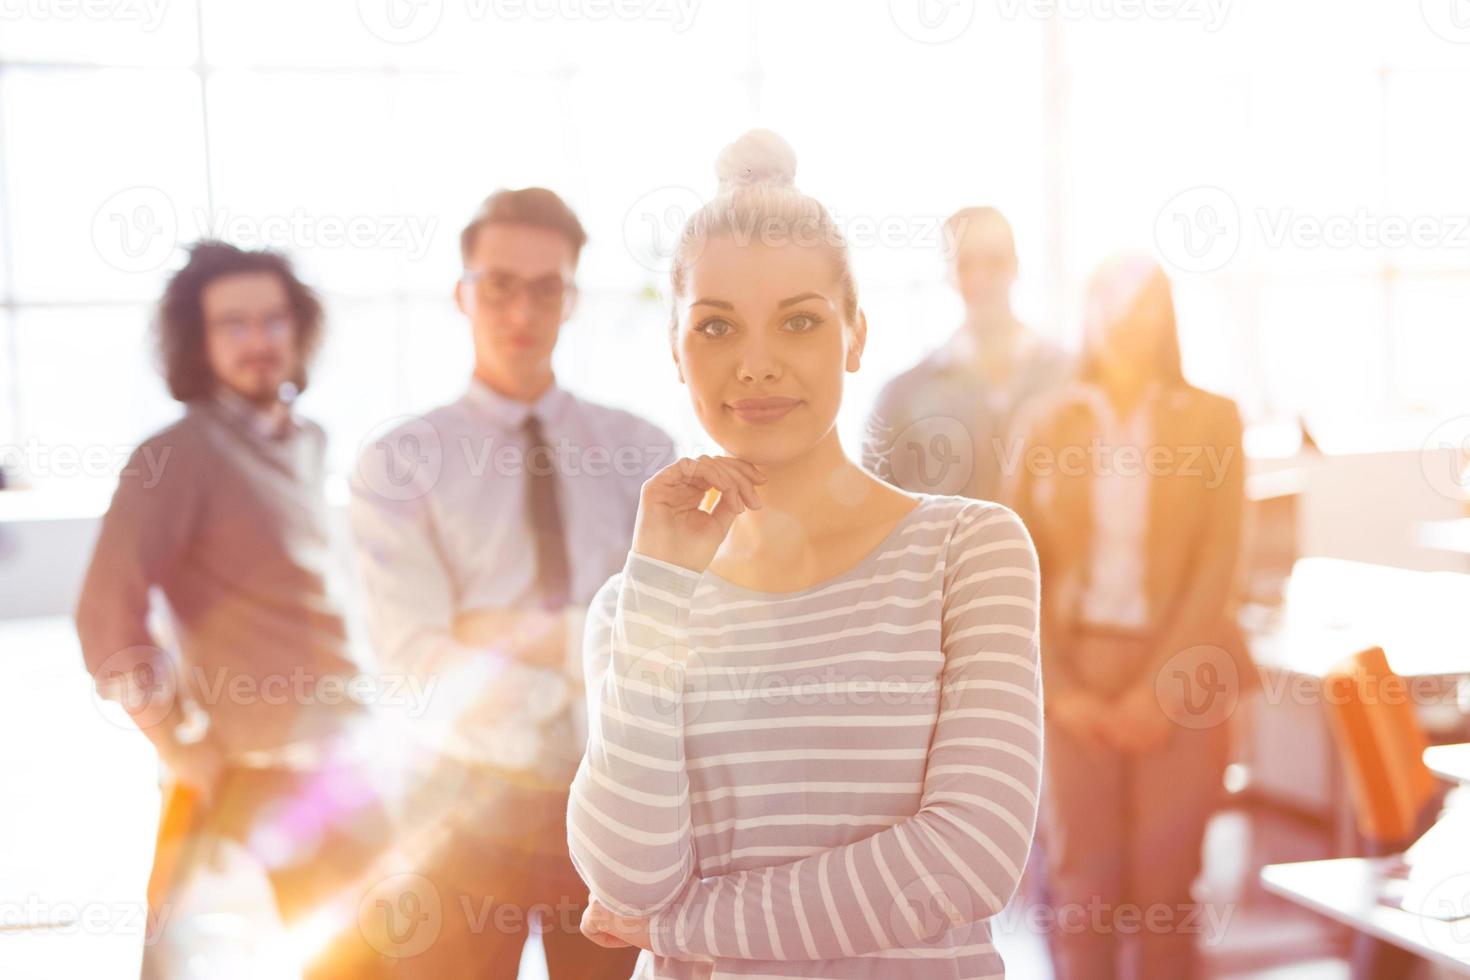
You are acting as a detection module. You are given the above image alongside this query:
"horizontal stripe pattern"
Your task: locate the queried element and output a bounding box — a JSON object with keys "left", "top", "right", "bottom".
{"left": 567, "top": 495, "right": 1042, "bottom": 978}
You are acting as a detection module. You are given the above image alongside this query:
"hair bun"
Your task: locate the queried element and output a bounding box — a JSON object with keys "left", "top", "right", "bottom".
{"left": 715, "top": 129, "right": 798, "bottom": 193}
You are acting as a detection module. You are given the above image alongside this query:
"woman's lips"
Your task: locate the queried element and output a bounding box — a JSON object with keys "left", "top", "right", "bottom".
{"left": 727, "top": 397, "right": 803, "bottom": 423}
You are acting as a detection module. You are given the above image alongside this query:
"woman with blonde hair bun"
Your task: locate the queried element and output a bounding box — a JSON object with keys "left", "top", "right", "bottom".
{"left": 566, "top": 129, "right": 1043, "bottom": 978}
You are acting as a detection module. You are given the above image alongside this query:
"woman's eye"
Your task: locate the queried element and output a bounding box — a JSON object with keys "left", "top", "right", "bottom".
{"left": 786, "top": 312, "right": 822, "bottom": 332}
{"left": 695, "top": 318, "right": 733, "bottom": 338}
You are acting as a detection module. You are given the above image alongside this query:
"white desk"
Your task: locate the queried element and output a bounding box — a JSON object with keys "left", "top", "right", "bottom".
{"left": 1251, "top": 558, "right": 1470, "bottom": 680}
{"left": 1261, "top": 858, "right": 1470, "bottom": 976}
{"left": 1245, "top": 559, "right": 1470, "bottom": 845}
{"left": 1418, "top": 519, "right": 1470, "bottom": 558}
{"left": 1427, "top": 744, "right": 1470, "bottom": 785}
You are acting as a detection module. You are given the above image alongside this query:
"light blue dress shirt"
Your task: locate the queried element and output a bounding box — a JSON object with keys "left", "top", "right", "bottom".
{"left": 349, "top": 377, "right": 676, "bottom": 781}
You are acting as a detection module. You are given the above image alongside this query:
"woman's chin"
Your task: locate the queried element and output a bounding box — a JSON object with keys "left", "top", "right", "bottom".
{"left": 709, "top": 429, "right": 815, "bottom": 467}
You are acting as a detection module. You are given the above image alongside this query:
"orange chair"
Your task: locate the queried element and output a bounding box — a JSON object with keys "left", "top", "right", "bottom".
{"left": 1322, "top": 646, "right": 1440, "bottom": 845}
{"left": 147, "top": 777, "right": 202, "bottom": 913}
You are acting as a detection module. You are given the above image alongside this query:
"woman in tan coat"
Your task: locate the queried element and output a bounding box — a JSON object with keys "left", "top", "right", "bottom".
{"left": 1011, "top": 253, "right": 1255, "bottom": 980}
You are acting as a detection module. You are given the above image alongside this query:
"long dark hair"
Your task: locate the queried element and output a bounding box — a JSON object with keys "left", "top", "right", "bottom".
{"left": 1076, "top": 253, "right": 1184, "bottom": 387}
{"left": 155, "top": 240, "right": 325, "bottom": 402}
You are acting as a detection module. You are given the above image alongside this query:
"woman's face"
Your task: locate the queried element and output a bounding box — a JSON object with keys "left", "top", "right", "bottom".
{"left": 672, "top": 235, "right": 863, "bottom": 465}
{"left": 1088, "top": 267, "right": 1173, "bottom": 378}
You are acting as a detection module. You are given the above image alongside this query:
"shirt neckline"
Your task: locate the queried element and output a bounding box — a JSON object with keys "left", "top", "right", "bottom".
{"left": 208, "top": 388, "right": 299, "bottom": 441}
{"left": 699, "top": 492, "right": 937, "bottom": 601}
{"left": 463, "top": 375, "right": 572, "bottom": 432}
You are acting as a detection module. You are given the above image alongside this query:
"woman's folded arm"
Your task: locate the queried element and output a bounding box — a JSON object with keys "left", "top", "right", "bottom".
{"left": 566, "top": 551, "right": 702, "bottom": 917}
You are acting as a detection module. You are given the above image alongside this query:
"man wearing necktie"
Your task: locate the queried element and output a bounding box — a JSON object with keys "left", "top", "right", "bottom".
{"left": 349, "top": 189, "right": 673, "bottom": 978}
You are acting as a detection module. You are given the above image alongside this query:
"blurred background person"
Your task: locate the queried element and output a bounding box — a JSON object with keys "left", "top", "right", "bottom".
{"left": 349, "top": 188, "right": 666, "bottom": 979}
{"left": 74, "top": 241, "right": 392, "bottom": 979}
{"left": 864, "top": 206, "right": 1069, "bottom": 504}
{"left": 1010, "top": 253, "right": 1254, "bottom": 980}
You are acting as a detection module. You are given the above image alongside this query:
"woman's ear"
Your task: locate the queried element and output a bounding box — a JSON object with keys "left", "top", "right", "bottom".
{"left": 846, "top": 309, "right": 868, "bottom": 373}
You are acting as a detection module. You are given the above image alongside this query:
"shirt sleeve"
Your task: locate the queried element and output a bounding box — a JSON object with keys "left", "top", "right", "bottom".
{"left": 645, "top": 503, "right": 1043, "bottom": 960}
{"left": 565, "top": 551, "right": 702, "bottom": 917}
{"left": 347, "top": 433, "right": 569, "bottom": 743}
{"left": 75, "top": 437, "right": 196, "bottom": 697}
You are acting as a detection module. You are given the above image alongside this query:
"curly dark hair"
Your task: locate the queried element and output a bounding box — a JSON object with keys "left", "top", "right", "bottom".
{"left": 155, "top": 240, "right": 325, "bottom": 403}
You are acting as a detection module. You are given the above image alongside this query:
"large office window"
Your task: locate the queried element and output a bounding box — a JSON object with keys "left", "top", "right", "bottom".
{"left": 1, "top": 0, "right": 1465, "bottom": 489}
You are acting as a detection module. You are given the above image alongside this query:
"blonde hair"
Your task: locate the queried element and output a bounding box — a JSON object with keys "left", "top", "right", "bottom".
{"left": 669, "top": 129, "right": 859, "bottom": 330}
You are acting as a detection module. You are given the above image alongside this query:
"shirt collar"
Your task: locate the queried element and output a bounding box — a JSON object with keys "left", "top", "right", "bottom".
{"left": 211, "top": 387, "right": 300, "bottom": 441}
{"left": 1068, "top": 379, "right": 1167, "bottom": 426}
{"left": 462, "top": 376, "right": 572, "bottom": 432}
{"left": 932, "top": 325, "right": 1041, "bottom": 374}
{"left": 932, "top": 327, "right": 975, "bottom": 371}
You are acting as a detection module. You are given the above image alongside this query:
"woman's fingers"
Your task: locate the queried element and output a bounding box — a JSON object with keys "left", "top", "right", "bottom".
{"left": 693, "top": 456, "right": 763, "bottom": 511}
{"left": 663, "top": 456, "right": 755, "bottom": 514}
{"left": 689, "top": 457, "right": 746, "bottom": 512}
{"left": 720, "top": 456, "right": 768, "bottom": 486}
{"left": 662, "top": 456, "right": 731, "bottom": 506}
{"left": 652, "top": 454, "right": 766, "bottom": 514}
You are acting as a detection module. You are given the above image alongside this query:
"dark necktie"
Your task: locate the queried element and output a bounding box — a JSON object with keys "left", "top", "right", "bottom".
{"left": 524, "top": 413, "right": 571, "bottom": 610}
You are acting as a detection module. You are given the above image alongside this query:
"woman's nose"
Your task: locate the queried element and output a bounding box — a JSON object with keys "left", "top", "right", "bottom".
{"left": 736, "top": 335, "right": 780, "bottom": 384}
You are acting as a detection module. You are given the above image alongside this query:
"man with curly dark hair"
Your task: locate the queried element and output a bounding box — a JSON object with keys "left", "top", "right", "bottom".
{"left": 75, "top": 240, "right": 392, "bottom": 978}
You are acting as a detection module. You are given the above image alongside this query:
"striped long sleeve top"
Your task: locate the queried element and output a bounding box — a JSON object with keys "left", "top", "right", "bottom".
{"left": 566, "top": 494, "right": 1043, "bottom": 979}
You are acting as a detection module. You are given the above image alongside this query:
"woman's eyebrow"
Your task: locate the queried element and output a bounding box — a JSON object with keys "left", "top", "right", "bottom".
{"left": 777, "top": 292, "right": 826, "bottom": 308}
{"left": 691, "top": 297, "right": 735, "bottom": 310}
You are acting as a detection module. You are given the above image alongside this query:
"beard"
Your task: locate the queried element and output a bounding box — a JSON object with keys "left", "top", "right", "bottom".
{"left": 224, "top": 360, "right": 293, "bottom": 407}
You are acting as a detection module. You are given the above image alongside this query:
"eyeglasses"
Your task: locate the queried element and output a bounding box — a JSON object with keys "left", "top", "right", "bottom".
{"left": 207, "top": 314, "right": 293, "bottom": 341}
{"left": 461, "top": 269, "right": 573, "bottom": 309}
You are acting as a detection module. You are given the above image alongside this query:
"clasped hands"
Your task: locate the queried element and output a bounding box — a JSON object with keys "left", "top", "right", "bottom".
{"left": 1048, "top": 683, "right": 1174, "bottom": 753}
